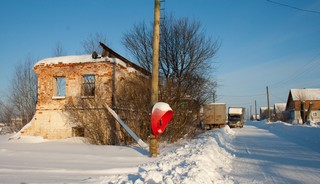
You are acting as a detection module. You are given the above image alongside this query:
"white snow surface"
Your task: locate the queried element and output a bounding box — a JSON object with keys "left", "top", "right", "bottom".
{"left": 1, "top": 121, "right": 320, "bottom": 183}
{"left": 291, "top": 88, "right": 320, "bottom": 100}
{"left": 34, "top": 55, "right": 128, "bottom": 69}
{"left": 34, "top": 55, "right": 108, "bottom": 66}
{"left": 152, "top": 102, "right": 173, "bottom": 113}
{"left": 33, "top": 55, "right": 141, "bottom": 74}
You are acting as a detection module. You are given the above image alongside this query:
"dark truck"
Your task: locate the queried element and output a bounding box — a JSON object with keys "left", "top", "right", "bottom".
{"left": 228, "top": 107, "right": 245, "bottom": 128}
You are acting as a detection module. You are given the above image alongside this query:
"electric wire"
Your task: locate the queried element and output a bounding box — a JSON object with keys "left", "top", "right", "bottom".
{"left": 220, "top": 93, "right": 265, "bottom": 98}
{"left": 266, "top": 0, "right": 320, "bottom": 15}
{"left": 269, "top": 92, "right": 286, "bottom": 102}
{"left": 270, "top": 51, "right": 320, "bottom": 89}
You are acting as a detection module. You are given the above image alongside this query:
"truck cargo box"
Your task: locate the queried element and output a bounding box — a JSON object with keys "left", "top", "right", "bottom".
{"left": 201, "top": 103, "right": 226, "bottom": 130}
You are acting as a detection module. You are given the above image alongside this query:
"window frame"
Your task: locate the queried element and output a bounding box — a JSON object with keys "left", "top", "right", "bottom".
{"left": 81, "top": 75, "right": 95, "bottom": 98}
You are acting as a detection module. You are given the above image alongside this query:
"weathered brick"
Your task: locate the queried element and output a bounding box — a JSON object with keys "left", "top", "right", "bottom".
{"left": 22, "top": 54, "right": 146, "bottom": 140}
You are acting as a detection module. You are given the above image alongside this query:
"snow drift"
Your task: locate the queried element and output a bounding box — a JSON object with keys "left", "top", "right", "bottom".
{"left": 98, "top": 127, "right": 235, "bottom": 184}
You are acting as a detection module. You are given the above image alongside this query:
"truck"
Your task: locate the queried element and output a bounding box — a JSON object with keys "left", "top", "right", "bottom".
{"left": 228, "top": 107, "right": 245, "bottom": 128}
{"left": 200, "top": 103, "right": 226, "bottom": 130}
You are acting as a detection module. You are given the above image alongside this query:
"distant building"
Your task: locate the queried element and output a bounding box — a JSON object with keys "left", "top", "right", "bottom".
{"left": 285, "top": 88, "right": 320, "bottom": 124}
{"left": 0, "top": 123, "right": 4, "bottom": 132}
{"left": 260, "top": 107, "right": 274, "bottom": 120}
{"left": 273, "top": 103, "right": 287, "bottom": 122}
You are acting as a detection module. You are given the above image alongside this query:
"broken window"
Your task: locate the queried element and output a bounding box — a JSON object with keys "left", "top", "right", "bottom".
{"left": 82, "top": 75, "right": 95, "bottom": 97}
{"left": 54, "top": 77, "right": 66, "bottom": 97}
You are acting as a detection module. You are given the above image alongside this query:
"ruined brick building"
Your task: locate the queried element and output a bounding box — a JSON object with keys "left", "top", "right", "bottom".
{"left": 20, "top": 43, "right": 149, "bottom": 139}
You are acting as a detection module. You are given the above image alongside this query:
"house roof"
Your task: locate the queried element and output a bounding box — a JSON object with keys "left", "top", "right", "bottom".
{"left": 260, "top": 107, "right": 274, "bottom": 111}
{"left": 34, "top": 55, "right": 146, "bottom": 75}
{"left": 34, "top": 55, "right": 108, "bottom": 66}
{"left": 34, "top": 43, "right": 150, "bottom": 76}
{"left": 99, "top": 42, "right": 150, "bottom": 75}
{"left": 274, "top": 103, "right": 286, "bottom": 113}
{"left": 290, "top": 88, "right": 320, "bottom": 101}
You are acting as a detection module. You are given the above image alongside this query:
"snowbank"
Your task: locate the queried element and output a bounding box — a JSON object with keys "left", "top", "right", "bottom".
{"left": 97, "top": 126, "right": 235, "bottom": 184}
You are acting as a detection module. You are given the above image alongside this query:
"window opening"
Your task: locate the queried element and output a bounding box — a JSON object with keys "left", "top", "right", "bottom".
{"left": 82, "top": 75, "right": 95, "bottom": 97}
{"left": 54, "top": 77, "right": 66, "bottom": 97}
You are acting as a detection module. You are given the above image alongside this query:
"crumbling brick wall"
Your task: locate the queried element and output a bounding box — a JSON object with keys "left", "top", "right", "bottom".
{"left": 21, "top": 58, "right": 136, "bottom": 139}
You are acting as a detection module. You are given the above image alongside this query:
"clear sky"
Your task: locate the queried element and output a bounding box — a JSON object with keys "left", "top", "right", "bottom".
{"left": 1, "top": 0, "right": 320, "bottom": 114}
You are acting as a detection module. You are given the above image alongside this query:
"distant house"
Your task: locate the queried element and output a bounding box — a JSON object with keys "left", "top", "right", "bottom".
{"left": 0, "top": 123, "right": 4, "bottom": 132}
{"left": 20, "top": 43, "right": 149, "bottom": 139}
{"left": 260, "top": 107, "right": 274, "bottom": 120}
{"left": 273, "top": 103, "right": 287, "bottom": 121}
{"left": 285, "top": 88, "right": 320, "bottom": 124}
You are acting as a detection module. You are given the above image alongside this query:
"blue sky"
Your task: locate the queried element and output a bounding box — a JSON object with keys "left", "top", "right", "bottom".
{"left": 1, "top": 0, "right": 319, "bottom": 114}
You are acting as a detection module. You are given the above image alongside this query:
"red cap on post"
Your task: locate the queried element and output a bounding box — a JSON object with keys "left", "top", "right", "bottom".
{"left": 151, "top": 102, "right": 173, "bottom": 135}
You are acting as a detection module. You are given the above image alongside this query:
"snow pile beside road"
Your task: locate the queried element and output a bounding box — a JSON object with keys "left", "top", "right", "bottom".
{"left": 99, "top": 126, "right": 235, "bottom": 184}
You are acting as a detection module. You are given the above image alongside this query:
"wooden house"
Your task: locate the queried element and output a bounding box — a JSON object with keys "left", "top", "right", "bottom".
{"left": 260, "top": 107, "right": 274, "bottom": 120}
{"left": 273, "top": 103, "right": 287, "bottom": 121}
{"left": 285, "top": 88, "right": 320, "bottom": 124}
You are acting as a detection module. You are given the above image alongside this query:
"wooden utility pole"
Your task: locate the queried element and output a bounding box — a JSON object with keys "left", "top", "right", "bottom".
{"left": 151, "top": 0, "right": 160, "bottom": 105}
{"left": 150, "top": 0, "right": 161, "bottom": 158}
{"left": 254, "top": 100, "right": 257, "bottom": 120}
{"left": 266, "top": 86, "right": 271, "bottom": 122}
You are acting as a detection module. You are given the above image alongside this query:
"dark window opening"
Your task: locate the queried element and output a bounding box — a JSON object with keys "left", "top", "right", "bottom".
{"left": 82, "top": 75, "right": 95, "bottom": 97}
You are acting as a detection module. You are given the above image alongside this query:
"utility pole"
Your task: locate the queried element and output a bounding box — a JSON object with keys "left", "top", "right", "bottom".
{"left": 255, "top": 100, "right": 257, "bottom": 120}
{"left": 150, "top": 0, "right": 161, "bottom": 158}
{"left": 212, "top": 89, "right": 216, "bottom": 103}
{"left": 266, "top": 86, "right": 270, "bottom": 122}
{"left": 151, "top": 0, "right": 160, "bottom": 105}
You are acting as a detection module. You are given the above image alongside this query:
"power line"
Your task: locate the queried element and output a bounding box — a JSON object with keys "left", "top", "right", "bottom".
{"left": 270, "top": 52, "right": 320, "bottom": 89}
{"left": 266, "top": 0, "right": 320, "bottom": 15}
{"left": 220, "top": 93, "right": 265, "bottom": 98}
{"left": 269, "top": 92, "right": 286, "bottom": 102}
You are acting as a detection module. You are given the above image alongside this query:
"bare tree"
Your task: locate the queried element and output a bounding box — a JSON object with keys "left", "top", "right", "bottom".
{"left": 64, "top": 75, "right": 151, "bottom": 145}
{"left": 81, "top": 32, "right": 107, "bottom": 54}
{"left": 123, "top": 15, "right": 220, "bottom": 142}
{"left": 115, "top": 75, "right": 151, "bottom": 143}
{"left": 122, "top": 23, "right": 153, "bottom": 71}
{"left": 52, "top": 41, "right": 67, "bottom": 57}
{"left": 8, "top": 56, "right": 38, "bottom": 128}
{"left": 65, "top": 96, "right": 120, "bottom": 145}
{"left": 0, "top": 100, "right": 17, "bottom": 133}
{"left": 295, "top": 91, "right": 313, "bottom": 124}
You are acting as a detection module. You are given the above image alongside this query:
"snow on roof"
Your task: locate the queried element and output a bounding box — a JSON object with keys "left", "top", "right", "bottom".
{"left": 34, "top": 55, "right": 107, "bottom": 66}
{"left": 274, "top": 103, "right": 286, "bottom": 112}
{"left": 260, "top": 107, "right": 274, "bottom": 111}
{"left": 291, "top": 88, "right": 320, "bottom": 101}
{"left": 34, "top": 55, "right": 139, "bottom": 73}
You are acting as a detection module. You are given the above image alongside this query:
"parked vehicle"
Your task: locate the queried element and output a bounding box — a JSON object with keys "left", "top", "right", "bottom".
{"left": 228, "top": 107, "right": 245, "bottom": 128}
{"left": 200, "top": 103, "right": 226, "bottom": 130}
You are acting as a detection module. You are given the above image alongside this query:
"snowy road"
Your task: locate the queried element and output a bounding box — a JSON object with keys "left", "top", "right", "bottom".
{"left": 229, "top": 122, "right": 320, "bottom": 184}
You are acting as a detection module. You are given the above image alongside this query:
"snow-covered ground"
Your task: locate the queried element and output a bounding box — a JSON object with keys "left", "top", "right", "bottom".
{"left": 0, "top": 121, "right": 319, "bottom": 183}
{"left": 229, "top": 121, "right": 320, "bottom": 184}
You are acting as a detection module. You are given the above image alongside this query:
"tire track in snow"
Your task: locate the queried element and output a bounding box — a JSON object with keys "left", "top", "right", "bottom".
{"left": 229, "top": 122, "right": 320, "bottom": 184}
